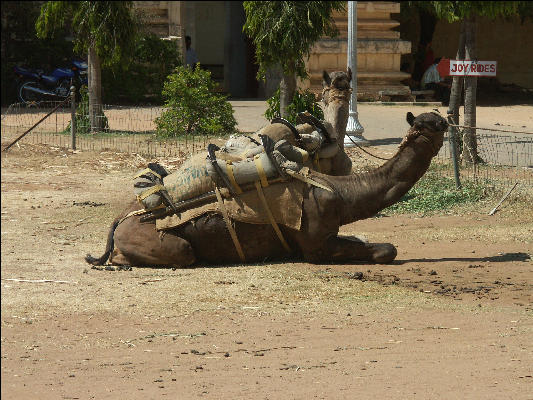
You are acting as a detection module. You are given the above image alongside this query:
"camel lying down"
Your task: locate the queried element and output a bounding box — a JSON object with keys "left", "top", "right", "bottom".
{"left": 86, "top": 112, "right": 448, "bottom": 267}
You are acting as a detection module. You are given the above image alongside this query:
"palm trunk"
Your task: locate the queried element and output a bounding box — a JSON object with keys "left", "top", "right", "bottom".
{"left": 448, "top": 22, "right": 465, "bottom": 125}
{"left": 462, "top": 16, "right": 481, "bottom": 164}
{"left": 279, "top": 69, "right": 296, "bottom": 119}
{"left": 88, "top": 45, "right": 104, "bottom": 133}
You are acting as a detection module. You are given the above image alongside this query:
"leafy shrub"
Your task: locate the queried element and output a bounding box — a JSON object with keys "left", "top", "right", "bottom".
{"left": 264, "top": 88, "right": 324, "bottom": 125}
{"left": 155, "top": 65, "right": 237, "bottom": 137}
{"left": 102, "top": 33, "right": 182, "bottom": 104}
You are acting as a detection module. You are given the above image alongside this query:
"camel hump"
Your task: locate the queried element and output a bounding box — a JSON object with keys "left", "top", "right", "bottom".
{"left": 258, "top": 124, "right": 298, "bottom": 146}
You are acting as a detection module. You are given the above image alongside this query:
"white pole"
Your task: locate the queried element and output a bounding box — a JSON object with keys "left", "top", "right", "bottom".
{"left": 345, "top": 1, "right": 369, "bottom": 147}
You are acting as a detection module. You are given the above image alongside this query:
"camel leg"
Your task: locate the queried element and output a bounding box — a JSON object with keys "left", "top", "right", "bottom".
{"left": 112, "top": 215, "right": 196, "bottom": 268}
{"left": 303, "top": 235, "right": 397, "bottom": 264}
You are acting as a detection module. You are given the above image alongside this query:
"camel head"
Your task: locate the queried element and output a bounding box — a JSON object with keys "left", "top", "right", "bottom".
{"left": 322, "top": 69, "right": 352, "bottom": 105}
{"left": 400, "top": 112, "right": 448, "bottom": 156}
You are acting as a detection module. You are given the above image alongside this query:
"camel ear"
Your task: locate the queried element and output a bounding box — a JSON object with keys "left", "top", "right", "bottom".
{"left": 323, "top": 70, "right": 331, "bottom": 86}
{"left": 406, "top": 112, "right": 415, "bottom": 127}
{"left": 347, "top": 67, "right": 352, "bottom": 82}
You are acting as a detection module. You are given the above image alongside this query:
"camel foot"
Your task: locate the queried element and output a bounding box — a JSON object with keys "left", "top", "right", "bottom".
{"left": 368, "top": 243, "right": 397, "bottom": 264}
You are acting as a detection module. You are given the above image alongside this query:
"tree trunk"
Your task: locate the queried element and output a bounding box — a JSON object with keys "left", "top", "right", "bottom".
{"left": 279, "top": 70, "right": 296, "bottom": 119}
{"left": 448, "top": 20, "right": 465, "bottom": 160}
{"left": 88, "top": 45, "right": 104, "bottom": 133}
{"left": 462, "top": 16, "right": 481, "bottom": 164}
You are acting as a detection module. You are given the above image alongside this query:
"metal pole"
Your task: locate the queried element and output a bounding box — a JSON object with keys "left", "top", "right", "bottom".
{"left": 70, "top": 86, "right": 76, "bottom": 150}
{"left": 345, "top": 1, "right": 369, "bottom": 147}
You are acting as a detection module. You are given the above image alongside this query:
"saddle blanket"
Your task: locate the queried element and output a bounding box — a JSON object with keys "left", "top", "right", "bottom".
{"left": 155, "top": 180, "right": 305, "bottom": 231}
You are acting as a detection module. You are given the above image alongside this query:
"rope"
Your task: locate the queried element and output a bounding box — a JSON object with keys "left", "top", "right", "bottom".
{"left": 345, "top": 135, "right": 391, "bottom": 161}
{"left": 448, "top": 124, "right": 533, "bottom": 135}
{"left": 346, "top": 123, "right": 533, "bottom": 163}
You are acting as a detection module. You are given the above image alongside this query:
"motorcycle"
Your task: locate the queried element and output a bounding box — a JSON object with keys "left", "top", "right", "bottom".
{"left": 14, "top": 60, "right": 88, "bottom": 104}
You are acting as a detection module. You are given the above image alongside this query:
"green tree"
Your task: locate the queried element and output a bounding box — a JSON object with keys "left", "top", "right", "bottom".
{"left": 243, "top": 1, "right": 345, "bottom": 118}
{"left": 36, "top": 1, "right": 140, "bottom": 131}
{"left": 415, "top": 1, "right": 531, "bottom": 163}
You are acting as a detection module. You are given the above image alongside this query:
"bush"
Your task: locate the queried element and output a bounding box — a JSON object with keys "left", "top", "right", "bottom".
{"left": 102, "top": 33, "right": 182, "bottom": 104}
{"left": 264, "top": 88, "right": 324, "bottom": 125}
{"left": 155, "top": 65, "right": 237, "bottom": 137}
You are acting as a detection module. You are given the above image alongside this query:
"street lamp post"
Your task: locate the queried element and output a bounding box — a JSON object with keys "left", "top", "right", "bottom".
{"left": 345, "top": 1, "right": 369, "bottom": 147}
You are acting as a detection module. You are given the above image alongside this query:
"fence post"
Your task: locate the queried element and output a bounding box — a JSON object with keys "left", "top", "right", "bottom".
{"left": 70, "top": 86, "right": 76, "bottom": 150}
{"left": 447, "top": 115, "right": 461, "bottom": 189}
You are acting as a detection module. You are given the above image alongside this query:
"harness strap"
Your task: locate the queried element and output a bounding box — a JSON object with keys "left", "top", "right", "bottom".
{"left": 254, "top": 155, "right": 269, "bottom": 187}
{"left": 136, "top": 184, "right": 165, "bottom": 201}
{"left": 133, "top": 168, "right": 162, "bottom": 180}
{"left": 225, "top": 161, "right": 243, "bottom": 194}
{"left": 284, "top": 169, "right": 333, "bottom": 192}
{"left": 295, "top": 146, "right": 309, "bottom": 163}
{"left": 215, "top": 186, "right": 246, "bottom": 263}
{"left": 313, "top": 152, "right": 321, "bottom": 172}
{"left": 118, "top": 209, "right": 151, "bottom": 225}
{"left": 254, "top": 181, "right": 291, "bottom": 253}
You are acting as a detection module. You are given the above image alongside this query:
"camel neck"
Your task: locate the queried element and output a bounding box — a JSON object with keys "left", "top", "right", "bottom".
{"left": 322, "top": 133, "right": 442, "bottom": 226}
{"left": 323, "top": 99, "right": 349, "bottom": 142}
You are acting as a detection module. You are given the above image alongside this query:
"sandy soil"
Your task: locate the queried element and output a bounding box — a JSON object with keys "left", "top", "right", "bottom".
{"left": 1, "top": 143, "right": 532, "bottom": 399}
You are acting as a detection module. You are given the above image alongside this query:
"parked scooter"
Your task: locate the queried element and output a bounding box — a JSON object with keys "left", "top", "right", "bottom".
{"left": 14, "top": 60, "right": 88, "bottom": 104}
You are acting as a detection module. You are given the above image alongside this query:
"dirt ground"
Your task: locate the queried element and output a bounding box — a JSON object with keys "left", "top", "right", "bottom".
{"left": 1, "top": 142, "right": 532, "bottom": 399}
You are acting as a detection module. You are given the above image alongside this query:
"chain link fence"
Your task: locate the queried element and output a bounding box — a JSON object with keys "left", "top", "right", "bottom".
{"left": 2, "top": 101, "right": 532, "bottom": 189}
{"left": 1, "top": 101, "right": 213, "bottom": 158}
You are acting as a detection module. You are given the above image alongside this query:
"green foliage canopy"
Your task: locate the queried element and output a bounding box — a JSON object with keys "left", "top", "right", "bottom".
{"left": 36, "top": 1, "right": 140, "bottom": 67}
{"left": 264, "top": 88, "right": 324, "bottom": 125}
{"left": 102, "top": 33, "right": 182, "bottom": 104}
{"left": 242, "top": 1, "right": 345, "bottom": 80}
{"left": 411, "top": 1, "right": 532, "bottom": 22}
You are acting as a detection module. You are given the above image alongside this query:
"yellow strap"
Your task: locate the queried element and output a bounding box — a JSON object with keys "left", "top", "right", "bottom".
{"left": 215, "top": 186, "right": 246, "bottom": 263}
{"left": 254, "top": 181, "right": 291, "bottom": 253}
{"left": 118, "top": 208, "right": 150, "bottom": 225}
{"left": 295, "top": 146, "right": 309, "bottom": 163}
{"left": 313, "top": 152, "right": 321, "bottom": 172}
{"left": 254, "top": 155, "right": 269, "bottom": 187}
{"left": 136, "top": 184, "right": 165, "bottom": 201}
{"left": 133, "top": 168, "right": 162, "bottom": 180}
{"left": 226, "top": 161, "right": 243, "bottom": 194}
{"left": 285, "top": 169, "right": 333, "bottom": 192}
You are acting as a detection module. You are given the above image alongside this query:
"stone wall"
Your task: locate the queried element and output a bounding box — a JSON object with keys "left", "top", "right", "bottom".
{"left": 303, "top": 2, "right": 412, "bottom": 100}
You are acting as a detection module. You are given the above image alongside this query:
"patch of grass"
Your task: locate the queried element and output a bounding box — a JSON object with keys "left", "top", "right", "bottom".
{"left": 384, "top": 172, "right": 490, "bottom": 215}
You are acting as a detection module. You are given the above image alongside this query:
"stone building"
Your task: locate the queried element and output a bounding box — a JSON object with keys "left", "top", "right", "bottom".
{"left": 133, "top": 1, "right": 533, "bottom": 99}
{"left": 133, "top": 1, "right": 411, "bottom": 100}
{"left": 303, "top": 2, "right": 411, "bottom": 100}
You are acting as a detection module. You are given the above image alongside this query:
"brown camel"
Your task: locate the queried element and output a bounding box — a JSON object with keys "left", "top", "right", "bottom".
{"left": 86, "top": 111, "right": 448, "bottom": 267}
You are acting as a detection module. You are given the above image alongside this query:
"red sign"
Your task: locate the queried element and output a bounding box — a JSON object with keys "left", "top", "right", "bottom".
{"left": 436, "top": 58, "right": 450, "bottom": 77}
{"left": 437, "top": 59, "right": 497, "bottom": 77}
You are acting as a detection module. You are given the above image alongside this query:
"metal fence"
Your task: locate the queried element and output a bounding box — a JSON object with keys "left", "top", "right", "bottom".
{"left": 435, "top": 127, "right": 533, "bottom": 188}
{"left": 1, "top": 101, "right": 212, "bottom": 158}
{"left": 2, "top": 100, "right": 532, "bottom": 189}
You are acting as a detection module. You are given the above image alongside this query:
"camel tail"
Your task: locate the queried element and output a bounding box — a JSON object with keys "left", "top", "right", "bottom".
{"left": 85, "top": 217, "right": 121, "bottom": 265}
